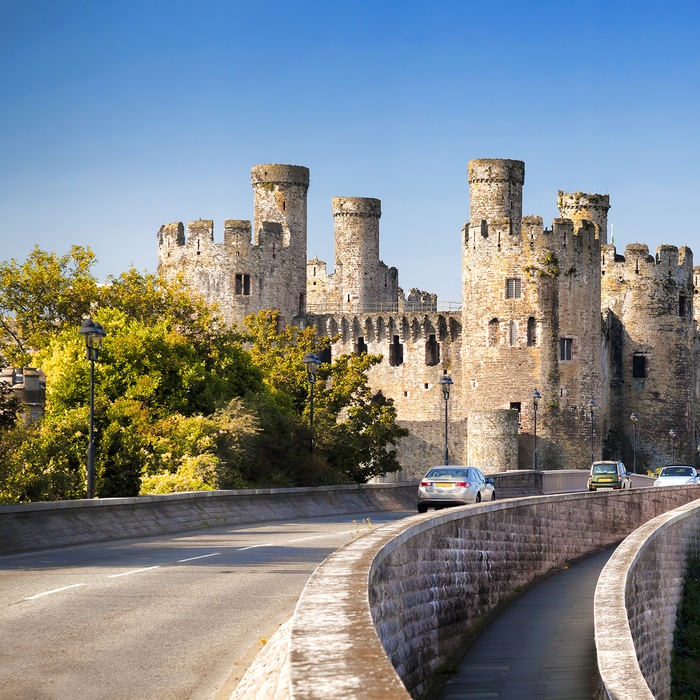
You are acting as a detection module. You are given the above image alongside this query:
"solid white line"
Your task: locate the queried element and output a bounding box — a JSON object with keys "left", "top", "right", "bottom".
{"left": 107, "top": 566, "right": 160, "bottom": 578}
{"left": 25, "top": 583, "right": 86, "bottom": 600}
{"left": 177, "top": 552, "right": 221, "bottom": 563}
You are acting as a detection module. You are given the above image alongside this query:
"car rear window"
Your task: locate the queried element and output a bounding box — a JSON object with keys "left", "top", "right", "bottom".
{"left": 592, "top": 464, "right": 617, "bottom": 474}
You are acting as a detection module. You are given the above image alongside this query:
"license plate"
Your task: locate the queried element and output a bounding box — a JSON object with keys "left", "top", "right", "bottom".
{"left": 598, "top": 478, "right": 612, "bottom": 482}
{"left": 436, "top": 483, "right": 454, "bottom": 489}
{"left": 596, "top": 487, "right": 613, "bottom": 491}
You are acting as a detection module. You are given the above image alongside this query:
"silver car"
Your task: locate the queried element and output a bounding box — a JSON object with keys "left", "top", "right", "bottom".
{"left": 417, "top": 466, "right": 495, "bottom": 513}
{"left": 653, "top": 465, "right": 700, "bottom": 487}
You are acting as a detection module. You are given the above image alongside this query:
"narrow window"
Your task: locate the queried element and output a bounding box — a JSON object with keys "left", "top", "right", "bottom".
{"left": 632, "top": 354, "right": 647, "bottom": 378}
{"left": 488, "top": 318, "right": 499, "bottom": 347}
{"left": 235, "top": 274, "right": 251, "bottom": 295}
{"left": 509, "top": 321, "right": 517, "bottom": 347}
{"left": 389, "top": 335, "right": 404, "bottom": 366}
{"left": 679, "top": 295, "right": 688, "bottom": 317}
{"left": 320, "top": 347, "right": 332, "bottom": 364}
{"left": 354, "top": 336, "right": 368, "bottom": 356}
{"left": 527, "top": 317, "right": 536, "bottom": 346}
{"left": 506, "top": 277, "right": 521, "bottom": 299}
{"left": 196, "top": 239, "right": 201, "bottom": 255}
{"left": 425, "top": 334, "right": 440, "bottom": 366}
{"left": 510, "top": 401, "right": 522, "bottom": 426}
{"left": 560, "top": 337, "right": 573, "bottom": 361}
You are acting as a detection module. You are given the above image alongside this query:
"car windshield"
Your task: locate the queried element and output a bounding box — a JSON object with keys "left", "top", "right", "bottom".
{"left": 592, "top": 463, "right": 617, "bottom": 474}
{"left": 660, "top": 467, "right": 695, "bottom": 477}
{"left": 426, "top": 469, "right": 468, "bottom": 479}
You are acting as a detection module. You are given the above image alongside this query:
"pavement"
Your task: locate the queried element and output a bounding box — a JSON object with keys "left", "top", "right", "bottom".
{"left": 437, "top": 547, "right": 615, "bottom": 699}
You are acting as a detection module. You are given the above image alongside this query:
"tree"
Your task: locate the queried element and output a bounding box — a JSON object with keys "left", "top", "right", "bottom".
{"left": 0, "top": 246, "right": 98, "bottom": 366}
{"left": 244, "top": 310, "right": 407, "bottom": 483}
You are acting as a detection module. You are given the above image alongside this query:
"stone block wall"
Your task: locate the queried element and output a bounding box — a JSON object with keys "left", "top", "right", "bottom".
{"left": 595, "top": 496, "right": 700, "bottom": 700}
{"left": 284, "top": 487, "right": 700, "bottom": 700}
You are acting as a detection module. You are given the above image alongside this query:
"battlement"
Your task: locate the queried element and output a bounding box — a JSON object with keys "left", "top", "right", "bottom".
{"left": 251, "top": 164, "right": 310, "bottom": 188}
{"left": 557, "top": 190, "right": 610, "bottom": 243}
{"left": 468, "top": 158, "right": 525, "bottom": 185}
{"left": 332, "top": 197, "right": 381, "bottom": 218}
{"left": 602, "top": 243, "right": 694, "bottom": 273}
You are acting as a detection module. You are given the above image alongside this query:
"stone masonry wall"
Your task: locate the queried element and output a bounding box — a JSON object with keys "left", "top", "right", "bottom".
{"left": 595, "top": 497, "right": 700, "bottom": 700}
{"left": 285, "top": 487, "right": 700, "bottom": 700}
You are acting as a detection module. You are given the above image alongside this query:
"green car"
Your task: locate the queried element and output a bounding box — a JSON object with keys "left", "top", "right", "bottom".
{"left": 588, "top": 460, "right": 632, "bottom": 491}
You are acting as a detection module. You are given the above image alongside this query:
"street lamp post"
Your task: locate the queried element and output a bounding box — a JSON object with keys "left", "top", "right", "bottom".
{"left": 302, "top": 353, "right": 322, "bottom": 456}
{"left": 438, "top": 374, "right": 453, "bottom": 465}
{"left": 588, "top": 399, "right": 596, "bottom": 463}
{"left": 630, "top": 413, "right": 639, "bottom": 474}
{"left": 79, "top": 318, "right": 106, "bottom": 499}
{"left": 670, "top": 429, "right": 678, "bottom": 463}
{"left": 532, "top": 389, "right": 542, "bottom": 471}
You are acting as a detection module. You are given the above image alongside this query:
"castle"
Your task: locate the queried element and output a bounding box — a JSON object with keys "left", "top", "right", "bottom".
{"left": 157, "top": 159, "right": 698, "bottom": 478}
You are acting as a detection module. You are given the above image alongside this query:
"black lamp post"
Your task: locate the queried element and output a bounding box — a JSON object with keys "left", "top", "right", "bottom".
{"left": 670, "top": 429, "right": 677, "bottom": 463}
{"left": 438, "top": 374, "right": 453, "bottom": 465}
{"left": 532, "top": 389, "right": 542, "bottom": 471}
{"left": 630, "top": 413, "right": 639, "bottom": 474}
{"left": 302, "top": 353, "right": 321, "bottom": 456}
{"left": 588, "top": 399, "right": 596, "bottom": 464}
{"left": 79, "top": 318, "right": 106, "bottom": 499}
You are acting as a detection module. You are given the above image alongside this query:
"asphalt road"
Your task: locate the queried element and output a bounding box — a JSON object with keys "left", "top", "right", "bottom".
{"left": 0, "top": 509, "right": 413, "bottom": 700}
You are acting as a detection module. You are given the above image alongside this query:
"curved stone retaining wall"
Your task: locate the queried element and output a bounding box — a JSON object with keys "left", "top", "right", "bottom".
{"left": 282, "top": 487, "right": 700, "bottom": 699}
{"left": 0, "top": 483, "right": 419, "bottom": 554}
{"left": 595, "top": 496, "right": 700, "bottom": 700}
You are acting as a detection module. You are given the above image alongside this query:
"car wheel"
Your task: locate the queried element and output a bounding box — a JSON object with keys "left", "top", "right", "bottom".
{"left": 417, "top": 504, "right": 428, "bottom": 514}
{"left": 491, "top": 491, "right": 496, "bottom": 501}
{"left": 476, "top": 493, "right": 481, "bottom": 503}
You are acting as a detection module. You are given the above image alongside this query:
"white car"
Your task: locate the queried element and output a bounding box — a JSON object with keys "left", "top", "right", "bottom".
{"left": 653, "top": 465, "right": 700, "bottom": 487}
{"left": 417, "top": 466, "right": 495, "bottom": 513}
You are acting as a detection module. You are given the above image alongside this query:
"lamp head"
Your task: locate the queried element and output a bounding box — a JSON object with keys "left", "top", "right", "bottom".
{"left": 79, "top": 318, "right": 107, "bottom": 358}
{"left": 532, "top": 389, "right": 541, "bottom": 405}
{"left": 670, "top": 429, "right": 678, "bottom": 439}
{"left": 302, "top": 352, "right": 321, "bottom": 383}
{"left": 438, "top": 374, "right": 453, "bottom": 400}
{"left": 630, "top": 412, "right": 639, "bottom": 424}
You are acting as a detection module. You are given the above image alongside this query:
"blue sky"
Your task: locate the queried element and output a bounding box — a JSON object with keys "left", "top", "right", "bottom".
{"left": 1, "top": 0, "right": 698, "bottom": 303}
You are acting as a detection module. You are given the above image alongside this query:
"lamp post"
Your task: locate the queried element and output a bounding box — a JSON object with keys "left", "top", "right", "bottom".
{"left": 588, "top": 399, "right": 596, "bottom": 464}
{"left": 302, "top": 353, "right": 322, "bottom": 456}
{"left": 670, "top": 429, "right": 677, "bottom": 463}
{"left": 532, "top": 389, "right": 542, "bottom": 471}
{"left": 79, "top": 318, "right": 106, "bottom": 499}
{"left": 438, "top": 374, "right": 453, "bottom": 465}
{"left": 630, "top": 413, "right": 639, "bottom": 474}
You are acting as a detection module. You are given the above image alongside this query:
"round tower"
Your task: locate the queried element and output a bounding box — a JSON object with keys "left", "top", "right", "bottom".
{"left": 557, "top": 191, "right": 611, "bottom": 244}
{"left": 332, "top": 197, "right": 383, "bottom": 312}
{"left": 467, "top": 159, "right": 525, "bottom": 235}
{"left": 462, "top": 158, "right": 603, "bottom": 470}
{"left": 251, "top": 164, "right": 310, "bottom": 322}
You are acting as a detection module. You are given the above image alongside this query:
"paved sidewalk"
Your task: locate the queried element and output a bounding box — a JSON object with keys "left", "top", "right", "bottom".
{"left": 438, "top": 548, "right": 615, "bottom": 699}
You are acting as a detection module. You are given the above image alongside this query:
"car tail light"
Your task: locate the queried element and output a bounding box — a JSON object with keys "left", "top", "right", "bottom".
{"left": 420, "top": 481, "right": 432, "bottom": 487}
{"left": 454, "top": 481, "right": 468, "bottom": 487}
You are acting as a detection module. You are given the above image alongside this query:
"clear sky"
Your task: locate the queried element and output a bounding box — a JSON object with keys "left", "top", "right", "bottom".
{"left": 1, "top": 0, "right": 698, "bottom": 304}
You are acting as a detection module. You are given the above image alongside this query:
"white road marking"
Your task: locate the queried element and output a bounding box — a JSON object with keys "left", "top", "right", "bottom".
{"left": 25, "top": 583, "right": 86, "bottom": 600}
{"left": 237, "top": 543, "right": 274, "bottom": 551}
{"left": 177, "top": 552, "right": 221, "bottom": 563}
{"left": 107, "top": 566, "right": 160, "bottom": 578}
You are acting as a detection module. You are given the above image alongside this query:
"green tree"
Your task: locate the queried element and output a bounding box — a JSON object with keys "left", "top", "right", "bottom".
{"left": 0, "top": 246, "right": 98, "bottom": 366}
{"left": 244, "top": 310, "right": 407, "bottom": 483}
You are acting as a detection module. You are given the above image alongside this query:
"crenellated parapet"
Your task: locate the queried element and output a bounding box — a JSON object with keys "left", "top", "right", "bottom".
{"left": 557, "top": 190, "right": 610, "bottom": 243}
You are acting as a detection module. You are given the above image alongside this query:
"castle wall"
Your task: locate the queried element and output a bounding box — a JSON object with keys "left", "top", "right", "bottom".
{"left": 303, "top": 311, "right": 464, "bottom": 477}
{"left": 601, "top": 243, "right": 696, "bottom": 469}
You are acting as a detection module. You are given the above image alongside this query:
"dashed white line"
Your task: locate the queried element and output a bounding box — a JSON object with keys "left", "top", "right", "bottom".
{"left": 107, "top": 566, "right": 160, "bottom": 578}
{"left": 237, "top": 543, "right": 275, "bottom": 551}
{"left": 177, "top": 552, "right": 221, "bottom": 563}
{"left": 25, "top": 583, "right": 86, "bottom": 600}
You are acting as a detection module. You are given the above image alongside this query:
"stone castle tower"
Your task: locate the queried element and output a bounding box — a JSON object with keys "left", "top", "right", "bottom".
{"left": 461, "top": 159, "right": 603, "bottom": 470}
{"left": 158, "top": 164, "right": 309, "bottom": 327}
{"left": 157, "top": 158, "right": 700, "bottom": 475}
